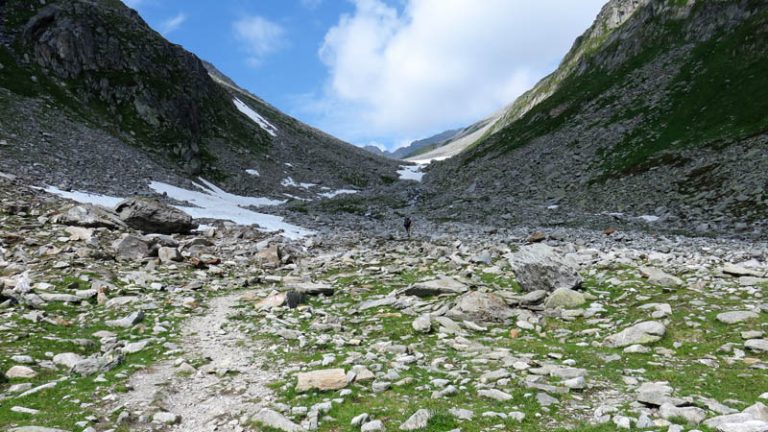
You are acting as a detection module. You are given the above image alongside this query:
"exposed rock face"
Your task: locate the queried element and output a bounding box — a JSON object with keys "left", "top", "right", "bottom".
{"left": 115, "top": 198, "right": 196, "bottom": 234}
{"left": 508, "top": 244, "right": 582, "bottom": 292}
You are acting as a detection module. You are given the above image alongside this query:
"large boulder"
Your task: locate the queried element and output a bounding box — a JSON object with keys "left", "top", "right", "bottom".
{"left": 115, "top": 198, "right": 196, "bottom": 234}
{"left": 447, "top": 291, "right": 516, "bottom": 322}
{"left": 508, "top": 244, "right": 581, "bottom": 292}
{"left": 112, "top": 235, "right": 150, "bottom": 261}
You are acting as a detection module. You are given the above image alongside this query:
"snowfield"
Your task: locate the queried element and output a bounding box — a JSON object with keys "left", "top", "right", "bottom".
{"left": 46, "top": 179, "right": 314, "bottom": 239}
{"left": 233, "top": 97, "right": 278, "bottom": 137}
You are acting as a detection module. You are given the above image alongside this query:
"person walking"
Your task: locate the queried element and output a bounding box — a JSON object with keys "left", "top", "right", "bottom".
{"left": 404, "top": 216, "right": 412, "bottom": 238}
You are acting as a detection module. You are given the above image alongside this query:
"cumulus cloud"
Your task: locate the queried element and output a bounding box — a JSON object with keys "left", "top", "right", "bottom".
{"left": 312, "top": 0, "right": 605, "bottom": 148}
{"left": 234, "top": 16, "right": 286, "bottom": 67}
{"left": 159, "top": 12, "right": 187, "bottom": 35}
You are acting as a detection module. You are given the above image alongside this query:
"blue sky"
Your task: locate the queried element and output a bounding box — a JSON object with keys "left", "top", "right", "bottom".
{"left": 123, "top": 0, "right": 606, "bottom": 150}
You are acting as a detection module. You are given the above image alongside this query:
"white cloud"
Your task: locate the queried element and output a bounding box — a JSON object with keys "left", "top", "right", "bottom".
{"left": 233, "top": 16, "right": 286, "bottom": 67}
{"left": 310, "top": 0, "right": 606, "bottom": 149}
{"left": 159, "top": 12, "right": 187, "bottom": 35}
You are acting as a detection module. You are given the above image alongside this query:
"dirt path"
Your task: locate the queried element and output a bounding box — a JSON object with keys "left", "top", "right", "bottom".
{"left": 117, "top": 292, "right": 276, "bottom": 431}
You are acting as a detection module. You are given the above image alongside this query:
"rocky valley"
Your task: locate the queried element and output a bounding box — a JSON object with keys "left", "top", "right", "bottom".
{"left": 1, "top": 0, "right": 767, "bottom": 431}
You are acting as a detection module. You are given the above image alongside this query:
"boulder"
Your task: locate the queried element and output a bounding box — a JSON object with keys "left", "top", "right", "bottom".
{"left": 296, "top": 368, "right": 347, "bottom": 392}
{"left": 446, "top": 291, "right": 516, "bottom": 322}
{"left": 508, "top": 244, "right": 581, "bottom": 292}
{"left": 745, "top": 339, "right": 768, "bottom": 353}
{"left": 659, "top": 403, "right": 707, "bottom": 425}
{"left": 115, "top": 198, "right": 196, "bottom": 234}
{"left": 604, "top": 321, "right": 666, "bottom": 348}
{"left": 158, "top": 247, "right": 183, "bottom": 263}
{"left": 544, "top": 288, "right": 586, "bottom": 309}
{"left": 286, "top": 281, "right": 334, "bottom": 296}
{"left": 112, "top": 235, "right": 149, "bottom": 261}
{"left": 6, "top": 365, "right": 37, "bottom": 378}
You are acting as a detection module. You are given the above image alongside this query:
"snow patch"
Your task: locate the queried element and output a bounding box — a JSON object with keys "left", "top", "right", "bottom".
{"left": 45, "top": 179, "right": 313, "bottom": 239}
{"left": 233, "top": 98, "right": 278, "bottom": 137}
{"left": 318, "top": 189, "right": 358, "bottom": 199}
{"left": 245, "top": 169, "right": 260, "bottom": 177}
{"left": 44, "top": 187, "right": 124, "bottom": 208}
{"left": 281, "top": 177, "right": 317, "bottom": 189}
{"left": 397, "top": 165, "right": 425, "bottom": 182}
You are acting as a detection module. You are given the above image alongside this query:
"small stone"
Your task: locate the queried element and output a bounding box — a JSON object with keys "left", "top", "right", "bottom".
{"left": 361, "top": 420, "right": 386, "bottom": 432}
{"left": 478, "top": 389, "right": 513, "bottom": 401}
{"left": 153, "top": 412, "right": 181, "bottom": 425}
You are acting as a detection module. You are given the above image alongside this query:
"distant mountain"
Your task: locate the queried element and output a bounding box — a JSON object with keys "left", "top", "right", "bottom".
{"left": 424, "top": 0, "right": 768, "bottom": 233}
{"left": 0, "top": 0, "right": 400, "bottom": 198}
{"left": 363, "top": 128, "right": 463, "bottom": 160}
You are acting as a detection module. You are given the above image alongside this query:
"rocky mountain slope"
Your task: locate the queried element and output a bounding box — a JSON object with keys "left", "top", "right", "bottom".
{"left": 423, "top": 0, "right": 768, "bottom": 236}
{"left": 0, "top": 0, "right": 400, "bottom": 199}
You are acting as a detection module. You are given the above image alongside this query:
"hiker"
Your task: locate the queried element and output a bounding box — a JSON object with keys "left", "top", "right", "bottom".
{"left": 404, "top": 216, "right": 412, "bottom": 238}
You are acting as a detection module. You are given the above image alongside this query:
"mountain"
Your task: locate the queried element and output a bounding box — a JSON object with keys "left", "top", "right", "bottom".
{"left": 0, "top": 0, "right": 400, "bottom": 199}
{"left": 423, "top": 0, "right": 768, "bottom": 234}
{"left": 362, "top": 128, "right": 463, "bottom": 160}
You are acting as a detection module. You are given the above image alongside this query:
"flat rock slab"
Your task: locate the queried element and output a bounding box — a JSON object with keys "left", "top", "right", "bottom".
{"left": 296, "top": 368, "right": 347, "bottom": 392}
{"left": 722, "top": 263, "right": 766, "bottom": 278}
{"left": 400, "top": 277, "right": 468, "bottom": 297}
{"left": 447, "top": 291, "right": 515, "bottom": 322}
{"left": 604, "top": 321, "right": 666, "bottom": 348}
{"left": 717, "top": 311, "right": 759, "bottom": 324}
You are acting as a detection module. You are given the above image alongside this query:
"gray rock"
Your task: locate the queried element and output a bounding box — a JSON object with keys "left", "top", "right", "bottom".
{"left": 508, "top": 244, "right": 582, "bottom": 292}
{"left": 252, "top": 409, "right": 305, "bottom": 432}
{"left": 106, "top": 311, "right": 145, "bottom": 328}
{"left": 52, "top": 204, "right": 126, "bottom": 230}
{"left": 745, "top": 339, "right": 768, "bottom": 352}
{"left": 478, "top": 389, "right": 512, "bottom": 401}
{"left": 6, "top": 365, "right": 37, "bottom": 378}
{"left": 449, "top": 408, "right": 474, "bottom": 421}
{"left": 9, "top": 427, "right": 68, "bottom": 432}
{"left": 399, "top": 277, "right": 468, "bottom": 297}
{"left": 52, "top": 353, "right": 84, "bottom": 369}
{"left": 399, "top": 409, "right": 432, "bottom": 430}
{"left": 717, "top": 311, "right": 759, "bottom": 324}
{"left": 412, "top": 314, "right": 432, "bottom": 333}
{"left": 659, "top": 403, "right": 707, "bottom": 425}
{"left": 604, "top": 321, "right": 666, "bottom": 348}
{"left": 158, "top": 246, "right": 183, "bottom": 263}
{"left": 447, "top": 291, "right": 516, "bottom": 322}
{"left": 544, "top": 288, "right": 586, "bottom": 309}
{"left": 115, "top": 198, "right": 196, "bottom": 234}
{"left": 361, "top": 420, "right": 386, "bottom": 432}
{"left": 112, "top": 235, "right": 150, "bottom": 261}
{"left": 639, "top": 267, "right": 683, "bottom": 286}
{"left": 536, "top": 392, "right": 559, "bottom": 406}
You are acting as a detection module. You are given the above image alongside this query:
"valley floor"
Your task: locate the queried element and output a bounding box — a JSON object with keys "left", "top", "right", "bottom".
{"left": 1, "top": 179, "right": 767, "bottom": 432}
